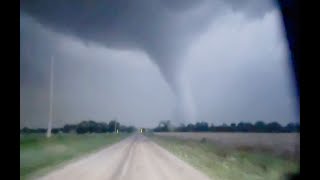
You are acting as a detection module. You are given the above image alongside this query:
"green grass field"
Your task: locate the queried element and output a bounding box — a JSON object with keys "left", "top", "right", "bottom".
{"left": 20, "top": 133, "right": 129, "bottom": 180}
{"left": 149, "top": 134, "right": 299, "bottom": 180}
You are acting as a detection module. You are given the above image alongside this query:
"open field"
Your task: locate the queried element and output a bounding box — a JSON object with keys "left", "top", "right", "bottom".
{"left": 20, "top": 133, "right": 129, "bottom": 180}
{"left": 150, "top": 133, "right": 299, "bottom": 180}
{"left": 154, "top": 132, "right": 300, "bottom": 160}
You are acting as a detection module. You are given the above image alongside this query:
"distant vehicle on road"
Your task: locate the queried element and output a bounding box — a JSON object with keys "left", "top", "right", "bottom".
{"left": 140, "top": 128, "right": 145, "bottom": 133}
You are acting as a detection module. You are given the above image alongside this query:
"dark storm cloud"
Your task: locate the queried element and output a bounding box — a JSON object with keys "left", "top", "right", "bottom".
{"left": 21, "top": 0, "right": 297, "bottom": 128}
{"left": 20, "top": 0, "right": 276, "bottom": 92}
{"left": 20, "top": 15, "right": 176, "bottom": 128}
{"left": 224, "top": 0, "right": 275, "bottom": 18}
{"left": 20, "top": 15, "right": 60, "bottom": 88}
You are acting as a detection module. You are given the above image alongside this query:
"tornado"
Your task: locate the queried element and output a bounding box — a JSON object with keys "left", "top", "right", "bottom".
{"left": 20, "top": 0, "right": 275, "bottom": 124}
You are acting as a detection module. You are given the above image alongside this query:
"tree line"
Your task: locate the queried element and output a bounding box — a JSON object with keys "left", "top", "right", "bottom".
{"left": 20, "top": 120, "right": 137, "bottom": 134}
{"left": 153, "top": 121, "right": 300, "bottom": 133}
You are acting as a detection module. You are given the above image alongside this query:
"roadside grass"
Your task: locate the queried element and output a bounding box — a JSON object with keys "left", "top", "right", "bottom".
{"left": 149, "top": 134, "right": 299, "bottom": 180}
{"left": 20, "top": 133, "right": 129, "bottom": 180}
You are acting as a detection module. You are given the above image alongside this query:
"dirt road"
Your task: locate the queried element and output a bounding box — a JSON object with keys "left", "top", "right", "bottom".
{"left": 36, "top": 134, "right": 212, "bottom": 180}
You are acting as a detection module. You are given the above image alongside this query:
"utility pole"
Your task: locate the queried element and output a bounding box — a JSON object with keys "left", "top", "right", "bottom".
{"left": 47, "top": 56, "right": 54, "bottom": 138}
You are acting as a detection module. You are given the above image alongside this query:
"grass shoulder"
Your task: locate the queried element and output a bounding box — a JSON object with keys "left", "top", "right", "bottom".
{"left": 20, "top": 133, "right": 130, "bottom": 180}
{"left": 148, "top": 134, "right": 299, "bottom": 180}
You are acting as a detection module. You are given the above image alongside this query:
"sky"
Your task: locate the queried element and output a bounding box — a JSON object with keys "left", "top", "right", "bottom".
{"left": 20, "top": 0, "right": 299, "bottom": 128}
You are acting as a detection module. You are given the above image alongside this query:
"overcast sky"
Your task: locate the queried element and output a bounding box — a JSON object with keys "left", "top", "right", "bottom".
{"left": 20, "top": 0, "right": 299, "bottom": 128}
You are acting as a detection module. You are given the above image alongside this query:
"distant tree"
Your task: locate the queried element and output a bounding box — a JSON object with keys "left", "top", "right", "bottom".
{"left": 20, "top": 120, "right": 137, "bottom": 134}
{"left": 94, "top": 123, "right": 103, "bottom": 133}
{"left": 76, "top": 121, "right": 90, "bottom": 134}
{"left": 185, "top": 123, "right": 194, "bottom": 132}
{"left": 21, "top": 127, "right": 48, "bottom": 134}
{"left": 266, "top": 122, "right": 283, "bottom": 132}
{"left": 208, "top": 123, "right": 215, "bottom": 132}
{"left": 237, "top": 122, "right": 254, "bottom": 132}
{"left": 284, "top": 122, "right": 299, "bottom": 132}
{"left": 108, "top": 120, "right": 120, "bottom": 133}
{"left": 118, "top": 125, "right": 136, "bottom": 133}
{"left": 154, "top": 120, "right": 172, "bottom": 132}
{"left": 222, "top": 123, "right": 233, "bottom": 132}
{"left": 21, "top": 127, "right": 31, "bottom": 133}
{"left": 294, "top": 123, "right": 300, "bottom": 132}
{"left": 194, "top": 122, "right": 209, "bottom": 132}
{"left": 175, "top": 123, "right": 187, "bottom": 132}
{"left": 254, "top": 121, "right": 267, "bottom": 132}
{"left": 100, "top": 122, "right": 109, "bottom": 133}
{"left": 62, "top": 124, "right": 77, "bottom": 133}
{"left": 230, "top": 123, "right": 237, "bottom": 132}
{"left": 88, "top": 120, "right": 98, "bottom": 133}
{"left": 36, "top": 128, "right": 47, "bottom": 133}
{"left": 51, "top": 128, "right": 60, "bottom": 134}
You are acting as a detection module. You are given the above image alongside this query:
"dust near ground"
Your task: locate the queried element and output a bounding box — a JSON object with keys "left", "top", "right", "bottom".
{"left": 35, "top": 134, "right": 212, "bottom": 180}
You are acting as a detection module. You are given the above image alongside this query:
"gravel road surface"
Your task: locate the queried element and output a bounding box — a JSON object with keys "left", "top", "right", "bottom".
{"left": 36, "top": 134, "right": 212, "bottom": 180}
